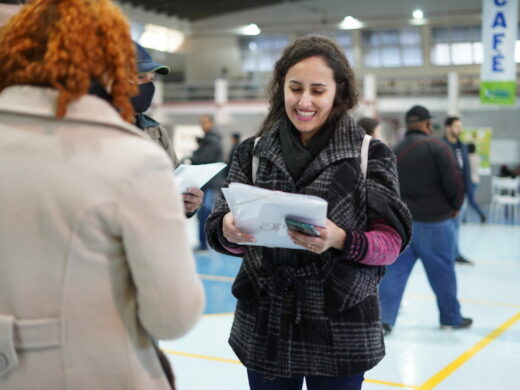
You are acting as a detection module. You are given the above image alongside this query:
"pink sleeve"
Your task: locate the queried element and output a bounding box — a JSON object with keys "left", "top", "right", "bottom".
{"left": 343, "top": 219, "right": 402, "bottom": 266}
{"left": 217, "top": 230, "right": 247, "bottom": 255}
{"left": 222, "top": 244, "right": 246, "bottom": 255}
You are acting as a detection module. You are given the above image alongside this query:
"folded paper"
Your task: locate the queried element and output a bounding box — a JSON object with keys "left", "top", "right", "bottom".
{"left": 222, "top": 183, "right": 327, "bottom": 249}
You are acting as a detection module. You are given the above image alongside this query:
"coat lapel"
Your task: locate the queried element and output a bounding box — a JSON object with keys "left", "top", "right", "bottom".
{"left": 254, "top": 114, "right": 365, "bottom": 187}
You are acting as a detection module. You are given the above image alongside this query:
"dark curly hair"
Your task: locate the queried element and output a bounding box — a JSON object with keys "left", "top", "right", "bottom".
{"left": 0, "top": 0, "right": 138, "bottom": 122}
{"left": 257, "top": 35, "right": 358, "bottom": 136}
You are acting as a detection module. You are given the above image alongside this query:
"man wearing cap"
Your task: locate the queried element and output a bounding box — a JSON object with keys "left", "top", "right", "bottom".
{"left": 378, "top": 105, "right": 472, "bottom": 334}
{"left": 132, "top": 41, "right": 203, "bottom": 216}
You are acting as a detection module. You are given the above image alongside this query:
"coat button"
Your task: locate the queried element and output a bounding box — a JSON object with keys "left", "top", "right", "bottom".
{"left": 0, "top": 352, "right": 8, "bottom": 371}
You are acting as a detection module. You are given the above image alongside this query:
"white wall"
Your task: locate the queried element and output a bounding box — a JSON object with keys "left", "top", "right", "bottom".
{"left": 184, "top": 36, "right": 242, "bottom": 84}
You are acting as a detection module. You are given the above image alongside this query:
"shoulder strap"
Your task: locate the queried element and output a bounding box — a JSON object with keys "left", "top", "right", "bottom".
{"left": 251, "top": 134, "right": 372, "bottom": 183}
{"left": 361, "top": 134, "right": 372, "bottom": 179}
{"left": 252, "top": 137, "right": 261, "bottom": 184}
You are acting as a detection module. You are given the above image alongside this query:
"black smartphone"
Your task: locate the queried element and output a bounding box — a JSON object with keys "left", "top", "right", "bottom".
{"left": 285, "top": 217, "right": 320, "bottom": 237}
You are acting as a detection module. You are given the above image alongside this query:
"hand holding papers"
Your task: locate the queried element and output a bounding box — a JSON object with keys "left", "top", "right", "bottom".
{"left": 222, "top": 183, "right": 328, "bottom": 249}
{"left": 174, "top": 162, "right": 226, "bottom": 193}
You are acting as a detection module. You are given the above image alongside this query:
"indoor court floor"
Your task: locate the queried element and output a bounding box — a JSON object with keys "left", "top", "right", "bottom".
{"left": 160, "top": 221, "right": 520, "bottom": 389}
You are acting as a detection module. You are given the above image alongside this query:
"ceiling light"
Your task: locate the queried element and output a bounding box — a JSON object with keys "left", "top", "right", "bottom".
{"left": 412, "top": 9, "right": 423, "bottom": 19}
{"left": 239, "top": 24, "right": 261, "bottom": 36}
{"left": 139, "top": 24, "right": 184, "bottom": 53}
{"left": 339, "top": 16, "right": 363, "bottom": 30}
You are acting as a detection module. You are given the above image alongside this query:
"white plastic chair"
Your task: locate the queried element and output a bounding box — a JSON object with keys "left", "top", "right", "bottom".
{"left": 489, "top": 177, "right": 520, "bottom": 224}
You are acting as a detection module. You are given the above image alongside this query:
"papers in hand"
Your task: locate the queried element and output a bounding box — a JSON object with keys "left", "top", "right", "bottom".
{"left": 174, "top": 162, "right": 227, "bottom": 193}
{"left": 222, "top": 183, "right": 328, "bottom": 250}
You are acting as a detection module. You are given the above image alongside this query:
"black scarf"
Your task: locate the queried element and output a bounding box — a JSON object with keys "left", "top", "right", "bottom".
{"left": 88, "top": 79, "right": 112, "bottom": 104}
{"left": 279, "top": 116, "right": 334, "bottom": 181}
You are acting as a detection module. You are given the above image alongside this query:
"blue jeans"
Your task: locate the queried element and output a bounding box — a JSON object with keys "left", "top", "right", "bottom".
{"left": 247, "top": 370, "right": 365, "bottom": 390}
{"left": 378, "top": 219, "right": 463, "bottom": 326}
{"left": 465, "top": 183, "right": 485, "bottom": 221}
{"left": 198, "top": 188, "right": 216, "bottom": 250}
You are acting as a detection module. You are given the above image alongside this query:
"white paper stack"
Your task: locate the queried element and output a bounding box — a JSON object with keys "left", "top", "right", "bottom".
{"left": 174, "top": 162, "right": 227, "bottom": 193}
{"left": 222, "top": 183, "right": 328, "bottom": 249}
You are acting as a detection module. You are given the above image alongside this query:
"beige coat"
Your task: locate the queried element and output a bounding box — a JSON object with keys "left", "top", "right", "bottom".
{"left": 0, "top": 86, "right": 205, "bottom": 390}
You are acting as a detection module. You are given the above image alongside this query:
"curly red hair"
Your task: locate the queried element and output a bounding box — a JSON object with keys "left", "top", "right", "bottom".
{"left": 0, "top": 0, "right": 138, "bottom": 122}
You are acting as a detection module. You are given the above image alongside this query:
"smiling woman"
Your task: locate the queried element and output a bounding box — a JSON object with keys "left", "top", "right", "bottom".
{"left": 284, "top": 57, "right": 336, "bottom": 143}
{"left": 204, "top": 35, "right": 412, "bottom": 390}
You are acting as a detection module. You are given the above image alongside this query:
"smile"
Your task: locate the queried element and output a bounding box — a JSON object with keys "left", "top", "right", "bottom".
{"left": 295, "top": 110, "right": 316, "bottom": 121}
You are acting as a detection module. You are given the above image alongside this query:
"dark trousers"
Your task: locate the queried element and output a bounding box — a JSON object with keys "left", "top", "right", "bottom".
{"left": 247, "top": 369, "right": 364, "bottom": 390}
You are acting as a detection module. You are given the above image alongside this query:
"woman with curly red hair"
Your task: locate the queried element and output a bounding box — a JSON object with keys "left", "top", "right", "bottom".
{"left": 0, "top": 1, "right": 204, "bottom": 389}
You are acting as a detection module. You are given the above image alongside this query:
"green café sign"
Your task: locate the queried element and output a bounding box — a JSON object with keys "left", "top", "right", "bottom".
{"left": 480, "top": 0, "right": 518, "bottom": 105}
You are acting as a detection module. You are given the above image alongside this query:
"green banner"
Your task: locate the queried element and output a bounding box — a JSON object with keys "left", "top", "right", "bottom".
{"left": 460, "top": 128, "right": 493, "bottom": 175}
{"left": 480, "top": 81, "right": 516, "bottom": 105}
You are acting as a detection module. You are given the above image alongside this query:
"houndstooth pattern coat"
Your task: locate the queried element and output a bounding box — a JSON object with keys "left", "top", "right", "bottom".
{"left": 205, "top": 114, "right": 412, "bottom": 378}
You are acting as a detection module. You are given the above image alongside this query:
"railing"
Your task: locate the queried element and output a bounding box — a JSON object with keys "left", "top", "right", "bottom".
{"left": 163, "top": 74, "right": 520, "bottom": 102}
{"left": 163, "top": 81, "right": 267, "bottom": 102}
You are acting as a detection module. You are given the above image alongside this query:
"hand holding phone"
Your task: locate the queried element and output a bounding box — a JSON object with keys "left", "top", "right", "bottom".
{"left": 285, "top": 217, "right": 320, "bottom": 237}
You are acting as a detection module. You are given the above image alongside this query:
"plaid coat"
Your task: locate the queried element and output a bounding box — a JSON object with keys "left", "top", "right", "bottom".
{"left": 205, "top": 114, "right": 412, "bottom": 378}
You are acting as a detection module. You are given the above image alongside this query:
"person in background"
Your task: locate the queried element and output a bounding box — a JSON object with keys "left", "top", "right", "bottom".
{"left": 357, "top": 116, "right": 381, "bottom": 139}
{"left": 132, "top": 41, "right": 203, "bottom": 217}
{"left": 205, "top": 35, "right": 412, "bottom": 390}
{"left": 443, "top": 116, "right": 474, "bottom": 265}
{"left": 224, "top": 132, "right": 241, "bottom": 178}
{"left": 378, "top": 105, "right": 472, "bottom": 335}
{"left": 191, "top": 115, "right": 224, "bottom": 250}
{"left": 0, "top": 1, "right": 204, "bottom": 389}
{"left": 499, "top": 164, "right": 520, "bottom": 178}
{"left": 228, "top": 132, "right": 241, "bottom": 164}
{"left": 465, "top": 143, "right": 486, "bottom": 223}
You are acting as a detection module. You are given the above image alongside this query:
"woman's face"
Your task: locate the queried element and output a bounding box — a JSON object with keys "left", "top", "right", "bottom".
{"left": 284, "top": 56, "right": 336, "bottom": 143}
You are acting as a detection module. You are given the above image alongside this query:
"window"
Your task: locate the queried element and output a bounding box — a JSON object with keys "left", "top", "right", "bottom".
{"left": 362, "top": 27, "right": 423, "bottom": 68}
{"left": 431, "top": 25, "right": 482, "bottom": 65}
{"left": 239, "top": 35, "right": 289, "bottom": 73}
{"left": 306, "top": 31, "right": 355, "bottom": 65}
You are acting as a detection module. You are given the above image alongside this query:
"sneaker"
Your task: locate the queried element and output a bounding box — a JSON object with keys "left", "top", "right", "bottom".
{"left": 455, "top": 256, "right": 474, "bottom": 265}
{"left": 440, "top": 317, "right": 473, "bottom": 330}
{"left": 382, "top": 322, "right": 392, "bottom": 336}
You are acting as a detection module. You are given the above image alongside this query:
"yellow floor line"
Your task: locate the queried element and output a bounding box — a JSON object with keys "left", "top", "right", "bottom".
{"left": 199, "top": 274, "right": 235, "bottom": 282}
{"left": 203, "top": 312, "right": 234, "bottom": 318}
{"left": 418, "top": 311, "right": 520, "bottom": 390}
{"left": 198, "top": 275, "right": 520, "bottom": 309}
{"left": 364, "top": 378, "right": 419, "bottom": 389}
{"left": 162, "top": 348, "right": 241, "bottom": 365}
{"left": 162, "top": 349, "right": 418, "bottom": 388}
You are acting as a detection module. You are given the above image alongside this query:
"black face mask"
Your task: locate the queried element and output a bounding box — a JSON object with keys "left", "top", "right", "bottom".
{"left": 131, "top": 82, "right": 155, "bottom": 113}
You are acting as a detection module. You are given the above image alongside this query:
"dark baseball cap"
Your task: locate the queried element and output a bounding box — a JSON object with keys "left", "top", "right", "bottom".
{"left": 134, "top": 41, "right": 170, "bottom": 75}
{"left": 405, "top": 105, "right": 432, "bottom": 124}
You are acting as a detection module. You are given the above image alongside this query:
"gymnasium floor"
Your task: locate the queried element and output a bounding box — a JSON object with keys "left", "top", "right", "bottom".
{"left": 160, "top": 221, "right": 520, "bottom": 389}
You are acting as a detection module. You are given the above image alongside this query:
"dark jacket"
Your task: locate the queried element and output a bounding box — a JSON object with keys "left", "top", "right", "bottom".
{"left": 443, "top": 137, "right": 472, "bottom": 194}
{"left": 191, "top": 128, "right": 223, "bottom": 165}
{"left": 394, "top": 130, "right": 464, "bottom": 222}
{"left": 205, "top": 115, "right": 412, "bottom": 378}
{"left": 191, "top": 128, "right": 224, "bottom": 189}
